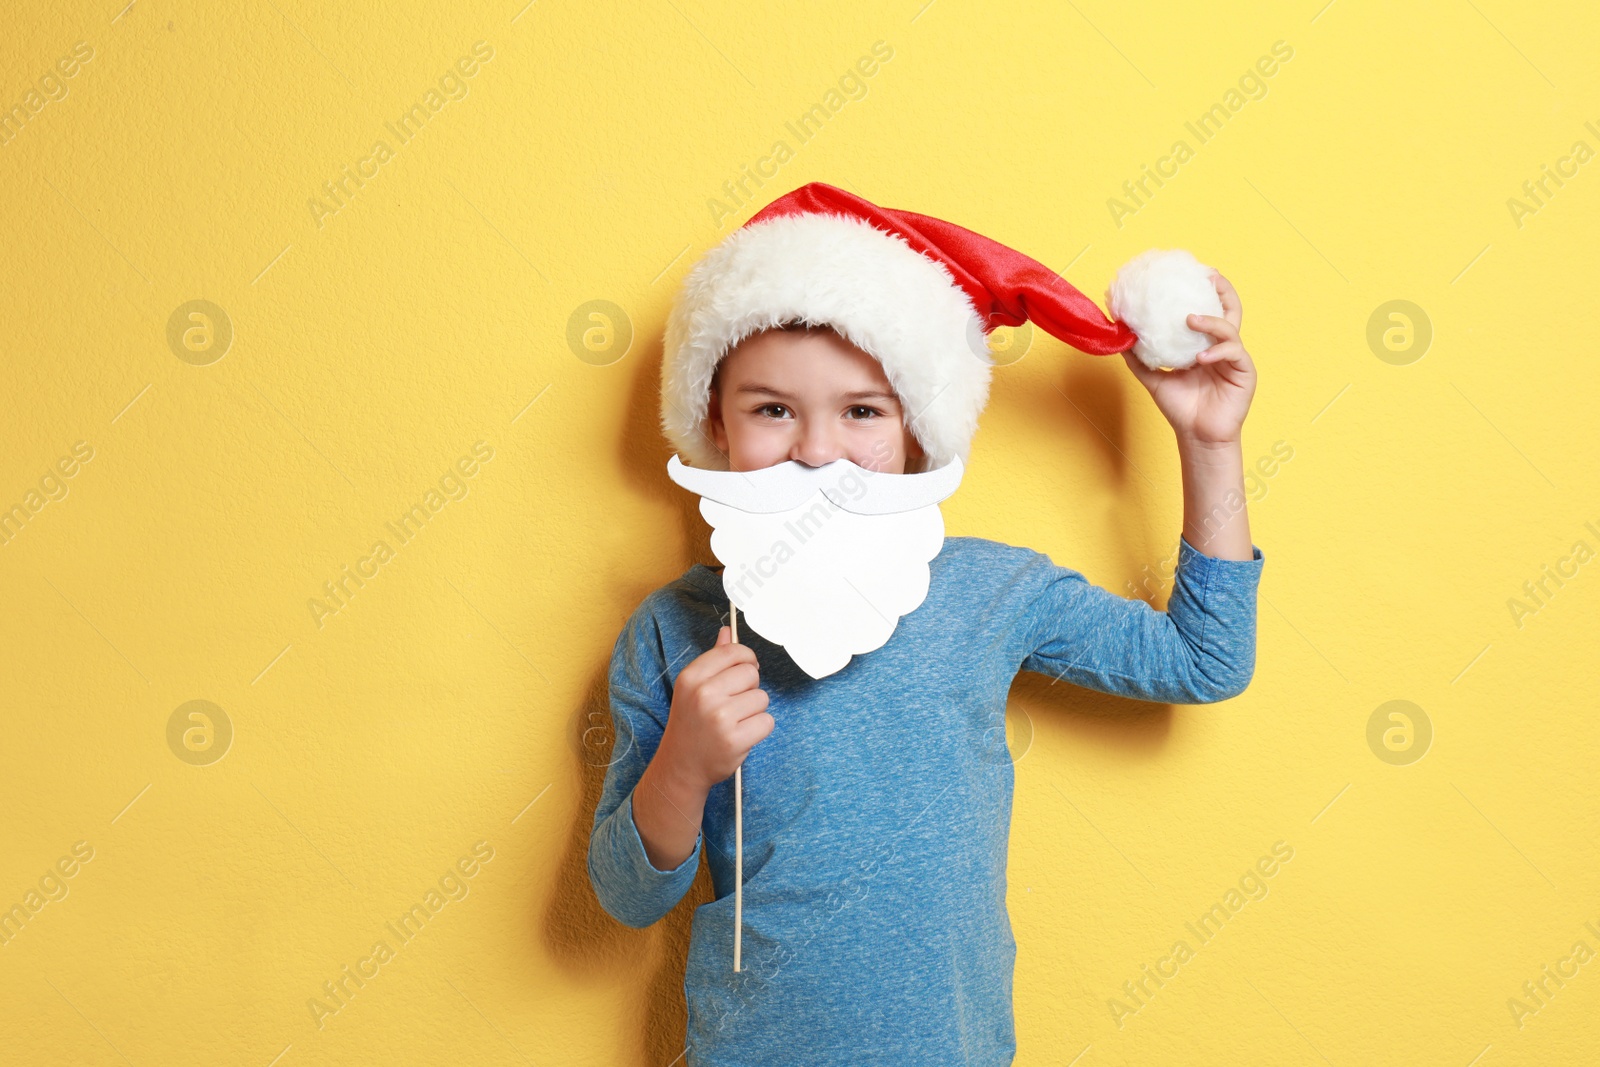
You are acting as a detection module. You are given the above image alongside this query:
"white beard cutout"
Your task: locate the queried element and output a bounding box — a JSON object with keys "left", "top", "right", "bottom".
{"left": 667, "top": 454, "right": 965, "bottom": 679}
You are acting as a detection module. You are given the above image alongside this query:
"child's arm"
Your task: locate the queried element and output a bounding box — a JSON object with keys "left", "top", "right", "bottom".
{"left": 588, "top": 677, "right": 705, "bottom": 928}
{"left": 588, "top": 619, "right": 771, "bottom": 928}
{"left": 1121, "top": 271, "right": 1257, "bottom": 563}
{"left": 1014, "top": 271, "right": 1264, "bottom": 704}
{"left": 1018, "top": 536, "right": 1263, "bottom": 703}
{"left": 631, "top": 625, "right": 770, "bottom": 869}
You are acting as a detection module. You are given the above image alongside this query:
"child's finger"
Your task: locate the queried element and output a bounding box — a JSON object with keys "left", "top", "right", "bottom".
{"left": 706, "top": 660, "right": 761, "bottom": 700}
{"left": 1210, "top": 272, "right": 1244, "bottom": 330}
{"left": 730, "top": 704, "right": 775, "bottom": 745}
{"left": 708, "top": 640, "right": 757, "bottom": 669}
{"left": 1187, "top": 313, "right": 1239, "bottom": 344}
{"left": 1197, "top": 342, "right": 1251, "bottom": 372}
{"left": 681, "top": 629, "right": 752, "bottom": 691}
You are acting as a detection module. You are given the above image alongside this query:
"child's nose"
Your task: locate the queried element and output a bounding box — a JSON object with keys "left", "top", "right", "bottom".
{"left": 790, "top": 423, "right": 844, "bottom": 468}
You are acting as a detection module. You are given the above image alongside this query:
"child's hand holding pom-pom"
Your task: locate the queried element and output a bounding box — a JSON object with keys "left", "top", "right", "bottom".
{"left": 1109, "top": 251, "right": 1257, "bottom": 449}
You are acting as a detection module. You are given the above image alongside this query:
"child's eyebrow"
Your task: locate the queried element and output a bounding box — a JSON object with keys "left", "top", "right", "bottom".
{"left": 736, "top": 383, "right": 899, "bottom": 404}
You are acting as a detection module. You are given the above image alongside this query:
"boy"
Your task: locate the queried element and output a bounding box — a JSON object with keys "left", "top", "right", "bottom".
{"left": 588, "top": 183, "right": 1264, "bottom": 1064}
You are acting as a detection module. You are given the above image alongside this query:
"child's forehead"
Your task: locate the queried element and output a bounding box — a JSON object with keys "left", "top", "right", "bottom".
{"left": 720, "top": 326, "right": 897, "bottom": 391}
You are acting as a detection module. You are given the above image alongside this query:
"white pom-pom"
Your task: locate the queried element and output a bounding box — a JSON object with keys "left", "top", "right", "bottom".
{"left": 1107, "top": 249, "right": 1224, "bottom": 370}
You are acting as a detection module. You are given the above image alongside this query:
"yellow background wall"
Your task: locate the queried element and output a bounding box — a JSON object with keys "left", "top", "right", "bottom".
{"left": 2, "top": 1, "right": 1596, "bottom": 1064}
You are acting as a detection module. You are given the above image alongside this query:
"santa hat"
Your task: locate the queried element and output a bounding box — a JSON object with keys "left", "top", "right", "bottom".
{"left": 660, "top": 181, "right": 1221, "bottom": 472}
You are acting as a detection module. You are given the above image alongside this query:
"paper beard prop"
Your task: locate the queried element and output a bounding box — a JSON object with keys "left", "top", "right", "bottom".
{"left": 667, "top": 454, "right": 965, "bottom": 679}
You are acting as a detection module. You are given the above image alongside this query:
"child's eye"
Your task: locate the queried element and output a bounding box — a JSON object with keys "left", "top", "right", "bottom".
{"left": 846, "top": 406, "right": 883, "bottom": 420}
{"left": 755, "top": 404, "right": 790, "bottom": 419}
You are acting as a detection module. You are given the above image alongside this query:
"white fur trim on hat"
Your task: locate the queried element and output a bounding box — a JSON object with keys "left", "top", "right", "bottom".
{"left": 1107, "top": 249, "right": 1226, "bottom": 370}
{"left": 660, "top": 212, "right": 991, "bottom": 473}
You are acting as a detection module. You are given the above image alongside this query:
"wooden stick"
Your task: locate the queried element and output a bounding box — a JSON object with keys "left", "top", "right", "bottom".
{"left": 730, "top": 602, "right": 742, "bottom": 973}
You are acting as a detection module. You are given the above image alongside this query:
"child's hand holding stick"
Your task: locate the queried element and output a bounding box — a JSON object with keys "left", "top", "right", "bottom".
{"left": 630, "top": 612, "right": 772, "bottom": 971}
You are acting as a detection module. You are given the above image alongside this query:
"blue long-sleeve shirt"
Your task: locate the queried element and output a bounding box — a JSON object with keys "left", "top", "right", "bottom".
{"left": 588, "top": 533, "right": 1265, "bottom": 1065}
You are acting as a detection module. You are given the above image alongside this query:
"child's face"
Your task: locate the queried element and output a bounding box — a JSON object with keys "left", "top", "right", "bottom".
{"left": 707, "top": 328, "right": 925, "bottom": 474}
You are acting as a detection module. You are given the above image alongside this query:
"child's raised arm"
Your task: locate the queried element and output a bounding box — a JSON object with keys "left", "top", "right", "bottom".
{"left": 1017, "top": 537, "right": 1264, "bottom": 704}
{"left": 1120, "top": 270, "right": 1257, "bottom": 562}
{"left": 1013, "top": 271, "right": 1265, "bottom": 703}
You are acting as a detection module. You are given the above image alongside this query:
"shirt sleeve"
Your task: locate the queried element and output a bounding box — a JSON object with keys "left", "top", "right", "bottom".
{"left": 1019, "top": 534, "right": 1266, "bottom": 704}
{"left": 586, "top": 613, "right": 704, "bottom": 928}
